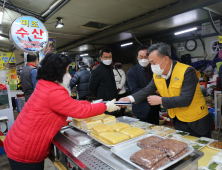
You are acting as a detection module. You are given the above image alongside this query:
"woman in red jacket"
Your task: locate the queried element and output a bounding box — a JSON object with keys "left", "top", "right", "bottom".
{"left": 4, "top": 53, "right": 119, "bottom": 170}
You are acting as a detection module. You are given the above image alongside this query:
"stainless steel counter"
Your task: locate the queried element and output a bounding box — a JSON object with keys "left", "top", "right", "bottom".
{"left": 52, "top": 126, "right": 204, "bottom": 170}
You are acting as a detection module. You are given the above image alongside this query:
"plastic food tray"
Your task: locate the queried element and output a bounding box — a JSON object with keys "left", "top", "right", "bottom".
{"left": 189, "top": 142, "right": 205, "bottom": 150}
{"left": 116, "top": 116, "right": 139, "bottom": 124}
{"left": 92, "top": 145, "right": 135, "bottom": 170}
{"left": 176, "top": 138, "right": 192, "bottom": 145}
{"left": 194, "top": 137, "right": 214, "bottom": 145}
{"left": 206, "top": 160, "right": 221, "bottom": 170}
{"left": 198, "top": 166, "right": 209, "bottom": 170}
{"left": 87, "top": 132, "right": 147, "bottom": 148}
{"left": 212, "top": 151, "right": 222, "bottom": 164}
{"left": 207, "top": 141, "right": 222, "bottom": 151}
{"left": 156, "top": 129, "right": 178, "bottom": 137}
{"left": 111, "top": 134, "right": 194, "bottom": 170}
{"left": 172, "top": 131, "right": 189, "bottom": 137}
{"left": 165, "top": 134, "right": 183, "bottom": 140}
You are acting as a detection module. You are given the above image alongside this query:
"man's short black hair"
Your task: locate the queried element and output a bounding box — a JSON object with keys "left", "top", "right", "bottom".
{"left": 37, "top": 53, "right": 72, "bottom": 83}
{"left": 136, "top": 45, "right": 149, "bottom": 57}
{"left": 147, "top": 43, "right": 171, "bottom": 58}
{"left": 27, "top": 54, "right": 37, "bottom": 62}
{"left": 99, "top": 48, "right": 112, "bottom": 57}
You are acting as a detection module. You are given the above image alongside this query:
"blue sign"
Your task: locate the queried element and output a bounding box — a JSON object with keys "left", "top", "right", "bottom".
{"left": 10, "top": 16, "right": 48, "bottom": 52}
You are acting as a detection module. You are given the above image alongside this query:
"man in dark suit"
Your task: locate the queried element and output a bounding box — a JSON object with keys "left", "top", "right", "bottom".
{"left": 120, "top": 43, "right": 214, "bottom": 137}
{"left": 89, "top": 48, "right": 119, "bottom": 116}
{"left": 127, "top": 45, "right": 160, "bottom": 124}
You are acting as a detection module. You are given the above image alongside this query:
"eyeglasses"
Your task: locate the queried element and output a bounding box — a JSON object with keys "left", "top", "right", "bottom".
{"left": 138, "top": 56, "right": 148, "bottom": 60}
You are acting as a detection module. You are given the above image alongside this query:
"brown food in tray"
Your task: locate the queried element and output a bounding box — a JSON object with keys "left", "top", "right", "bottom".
{"left": 169, "top": 148, "right": 189, "bottom": 161}
{"left": 210, "top": 141, "right": 222, "bottom": 149}
{"left": 153, "top": 139, "right": 188, "bottom": 157}
{"left": 149, "top": 157, "right": 170, "bottom": 170}
{"left": 130, "top": 147, "right": 167, "bottom": 169}
{"left": 137, "top": 136, "right": 164, "bottom": 148}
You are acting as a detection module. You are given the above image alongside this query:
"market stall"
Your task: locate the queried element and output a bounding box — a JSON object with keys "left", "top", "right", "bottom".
{"left": 51, "top": 116, "right": 222, "bottom": 170}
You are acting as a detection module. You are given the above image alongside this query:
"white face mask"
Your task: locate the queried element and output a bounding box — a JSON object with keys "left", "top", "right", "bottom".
{"left": 103, "top": 59, "right": 112, "bottom": 65}
{"left": 151, "top": 58, "right": 167, "bottom": 75}
{"left": 63, "top": 73, "right": 71, "bottom": 86}
{"left": 138, "top": 59, "right": 149, "bottom": 67}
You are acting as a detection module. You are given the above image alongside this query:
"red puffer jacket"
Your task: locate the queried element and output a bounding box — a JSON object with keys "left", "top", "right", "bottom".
{"left": 4, "top": 79, "right": 107, "bottom": 163}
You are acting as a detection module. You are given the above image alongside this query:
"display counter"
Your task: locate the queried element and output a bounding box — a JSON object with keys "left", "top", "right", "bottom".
{"left": 183, "top": 135, "right": 220, "bottom": 167}
{"left": 52, "top": 126, "right": 207, "bottom": 170}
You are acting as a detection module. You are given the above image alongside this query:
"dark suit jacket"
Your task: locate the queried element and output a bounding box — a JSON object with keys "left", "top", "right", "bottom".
{"left": 127, "top": 63, "right": 154, "bottom": 119}
{"left": 89, "top": 62, "right": 118, "bottom": 101}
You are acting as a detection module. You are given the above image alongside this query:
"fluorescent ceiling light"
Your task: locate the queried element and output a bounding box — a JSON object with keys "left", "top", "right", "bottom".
{"left": 175, "top": 27, "right": 197, "bottom": 35}
{"left": 0, "top": 10, "right": 3, "bottom": 24}
{"left": 121, "top": 42, "right": 133, "bottom": 47}
{"left": 80, "top": 53, "right": 88, "bottom": 56}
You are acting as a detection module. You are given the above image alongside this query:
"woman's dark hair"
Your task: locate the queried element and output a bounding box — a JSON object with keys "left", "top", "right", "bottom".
{"left": 37, "top": 53, "right": 72, "bottom": 83}
{"left": 146, "top": 43, "right": 171, "bottom": 58}
{"left": 27, "top": 54, "right": 37, "bottom": 62}
{"left": 99, "top": 48, "right": 112, "bottom": 57}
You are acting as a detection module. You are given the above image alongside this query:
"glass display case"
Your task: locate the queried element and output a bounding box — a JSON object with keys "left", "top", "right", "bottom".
{"left": 0, "top": 88, "right": 10, "bottom": 110}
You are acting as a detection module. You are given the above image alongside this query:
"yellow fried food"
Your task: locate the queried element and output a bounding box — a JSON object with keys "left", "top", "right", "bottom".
{"left": 100, "top": 132, "right": 129, "bottom": 144}
{"left": 80, "top": 118, "right": 103, "bottom": 130}
{"left": 93, "top": 114, "right": 106, "bottom": 120}
{"left": 72, "top": 118, "right": 84, "bottom": 128}
{"left": 91, "top": 124, "right": 114, "bottom": 135}
{"left": 90, "top": 133, "right": 100, "bottom": 140}
{"left": 120, "top": 127, "right": 146, "bottom": 139}
{"left": 110, "top": 122, "right": 131, "bottom": 132}
{"left": 99, "top": 138, "right": 113, "bottom": 145}
{"left": 102, "top": 115, "right": 116, "bottom": 124}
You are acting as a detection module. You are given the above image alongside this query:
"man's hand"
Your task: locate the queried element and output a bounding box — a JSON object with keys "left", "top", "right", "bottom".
{"left": 119, "top": 97, "right": 131, "bottom": 108}
{"left": 147, "top": 95, "right": 162, "bottom": 105}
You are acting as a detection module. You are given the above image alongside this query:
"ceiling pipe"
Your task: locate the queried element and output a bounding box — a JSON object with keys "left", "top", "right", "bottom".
{"left": 43, "top": 0, "right": 71, "bottom": 22}
{"left": 131, "top": 32, "right": 143, "bottom": 46}
{"left": 42, "top": 0, "right": 62, "bottom": 17}
{"left": 0, "top": 1, "right": 44, "bottom": 20}
{"left": 0, "top": 33, "right": 9, "bottom": 39}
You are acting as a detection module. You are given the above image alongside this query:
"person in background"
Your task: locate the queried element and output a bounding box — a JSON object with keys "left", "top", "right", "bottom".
{"left": 70, "top": 63, "right": 92, "bottom": 100}
{"left": 89, "top": 48, "right": 119, "bottom": 116}
{"left": 127, "top": 45, "right": 160, "bottom": 125}
{"left": 4, "top": 53, "right": 120, "bottom": 170}
{"left": 70, "top": 65, "right": 76, "bottom": 77}
{"left": 20, "top": 54, "right": 38, "bottom": 102}
{"left": 120, "top": 43, "right": 214, "bottom": 137}
{"left": 90, "top": 63, "right": 97, "bottom": 70}
{"left": 113, "top": 62, "right": 126, "bottom": 116}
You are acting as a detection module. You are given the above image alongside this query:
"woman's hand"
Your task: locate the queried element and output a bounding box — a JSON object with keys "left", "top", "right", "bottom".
{"left": 106, "top": 99, "right": 120, "bottom": 112}
{"left": 147, "top": 95, "right": 162, "bottom": 105}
